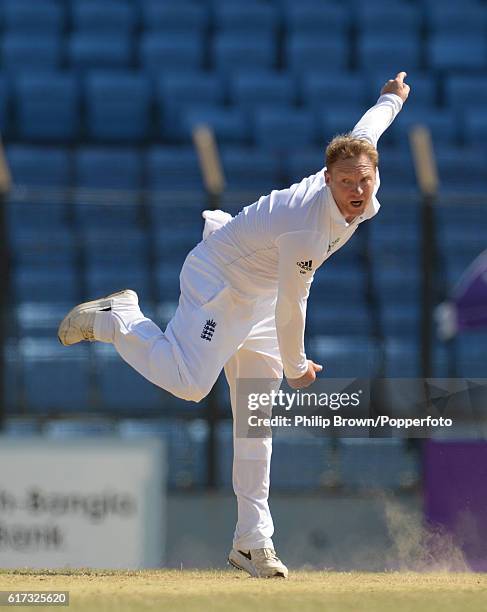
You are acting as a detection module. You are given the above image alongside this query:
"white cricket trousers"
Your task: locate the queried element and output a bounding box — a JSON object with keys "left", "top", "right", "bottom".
{"left": 95, "top": 243, "right": 283, "bottom": 551}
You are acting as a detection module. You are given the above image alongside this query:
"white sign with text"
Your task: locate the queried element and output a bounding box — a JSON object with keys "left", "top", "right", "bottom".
{"left": 0, "top": 437, "right": 165, "bottom": 569}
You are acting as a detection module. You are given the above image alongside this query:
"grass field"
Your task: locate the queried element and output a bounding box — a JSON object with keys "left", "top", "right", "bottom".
{"left": 1, "top": 569, "right": 487, "bottom": 612}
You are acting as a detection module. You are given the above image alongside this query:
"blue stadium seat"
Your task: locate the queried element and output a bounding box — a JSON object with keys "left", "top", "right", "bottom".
{"left": 357, "top": 34, "right": 421, "bottom": 72}
{"left": 384, "top": 338, "right": 421, "bottom": 377}
{"left": 311, "top": 336, "right": 379, "bottom": 377}
{"left": 16, "top": 302, "right": 76, "bottom": 338}
{"left": 140, "top": 1, "right": 209, "bottom": 35}
{"left": 216, "top": 421, "right": 233, "bottom": 488}
{"left": 13, "top": 265, "right": 78, "bottom": 303}
{"left": 355, "top": 3, "right": 422, "bottom": 36}
{"left": 435, "top": 147, "right": 487, "bottom": 192}
{"left": 146, "top": 146, "right": 204, "bottom": 191}
{"left": 339, "top": 439, "right": 419, "bottom": 490}
{"left": 446, "top": 75, "right": 487, "bottom": 111}
{"left": 7, "top": 202, "right": 66, "bottom": 233}
{"left": 83, "top": 228, "right": 148, "bottom": 266}
{"left": 75, "top": 147, "right": 142, "bottom": 190}
{"left": 0, "top": 75, "right": 8, "bottom": 135}
{"left": 71, "top": 0, "right": 137, "bottom": 34}
{"left": 320, "top": 108, "right": 372, "bottom": 145}
{"left": 15, "top": 73, "right": 79, "bottom": 142}
{"left": 376, "top": 148, "right": 416, "bottom": 187}
{"left": 85, "top": 264, "right": 150, "bottom": 300}
{"left": 119, "top": 418, "right": 208, "bottom": 488}
{"left": 69, "top": 33, "right": 132, "bottom": 69}
{"left": 213, "top": 33, "right": 277, "bottom": 73}
{"left": 286, "top": 34, "right": 348, "bottom": 72}
{"left": 438, "top": 205, "right": 487, "bottom": 235}
{"left": 6, "top": 145, "right": 71, "bottom": 187}
{"left": 1, "top": 34, "right": 61, "bottom": 71}
{"left": 20, "top": 339, "right": 90, "bottom": 413}
{"left": 140, "top": 33, "right": 204, "bottom": 73}
{"left": 369, "top": 229, "right": 419, "bottom": 263}
{"left": 307, "top": 303, "right": 372, "bottom": 337}
{"left": 456, "top": 334, "right": 487, "bottom": 378}
{"left": 301, "top": 72, "right": 367, "bottom": 111}
{"left": 282, "top": 1, "right": 349, "bottom": 35}
{"left": 428, "top": 35, "right": 487, "bottom": 71}
{"left": 93, "top": 344, "right": 162, "bottom": 413}
{"left": 84, "top": 72, "right": 151, "bottom": 142}
{"left": 154, "top": 261, "right": 183, "bottom": 303}
{"left": 380, "top": 303, "right": 421, "bottom": 339}
{"left": 438, "top": 229, "right": 487, "bottom": 256}
{"left": 220, "top": 146, "right": 282, "bottom": 191}
{"left": 9, "top": 228, "right": 76, "bottom": 266}
{"left": 391, "top": 109, "right": 458, "bottom": 147}
{"left": 74, "top": 148, "right": 142, "bottom": 226}
{"left": 2, "top": 0, "right": 65, "bottom": 34}
{"left": 183, "top": 106, "right": 247, "bottom": 143}
{"left": 312, "top": 265, "right": 367, "bottom": 304}
{"left": 285, "top": 149, "right": 324, "bottom": 185}
{"left": 230, "top": 71, "right": 296, "bottom": 111}
{"left": 157, "top": 72, "right": 223, "bottom": 140}
{"left": 253, "top": 108, "right": 315, "bottom": 150}
{"left": 272, "top": 432, "right": 336, "bottom": 490}
{"left": 463, "top": 109, "right": 487, "bottom": 148}
{"left": 153, "top": 226, "right": 202, "bottom": 261}
{"left": 374, "top": 267, "right": 420, "bottom": 306}
{"left": 426, "top": 4, "right": 487, "bottom": 35}
{"left": 214, "top": 2, "right": 278, "bottom": 35}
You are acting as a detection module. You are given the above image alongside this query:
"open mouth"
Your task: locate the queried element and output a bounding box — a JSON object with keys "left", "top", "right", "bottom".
{"left": 350, "top": 200, "right": 363, "bottom": 208}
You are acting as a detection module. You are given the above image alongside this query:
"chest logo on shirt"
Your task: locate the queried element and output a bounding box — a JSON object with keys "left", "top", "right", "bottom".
{"left": 327, "top": 238, "right": 341, "bottom": 253}
{"left": 297, "top": 260, "right": 313, "bottom": 274}
{"left": 201, "top": 319, "right": 217, "bottom": 341}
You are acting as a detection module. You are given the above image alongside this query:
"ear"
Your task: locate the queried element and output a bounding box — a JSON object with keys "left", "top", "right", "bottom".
{"left": 324, "top": 169, "right": 331, "bottom": 185}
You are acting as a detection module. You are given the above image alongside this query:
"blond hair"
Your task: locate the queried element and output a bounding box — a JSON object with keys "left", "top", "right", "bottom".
{"left": 325, "top": 133, "right": 378, "bottom": 169}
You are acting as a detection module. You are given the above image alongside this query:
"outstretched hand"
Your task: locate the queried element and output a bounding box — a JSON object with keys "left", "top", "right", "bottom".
{"left": 287, "top": 360, "right": 323, "bottom": 390}
{"left": 381, "top": 71, "right": 410, "bottom": 102}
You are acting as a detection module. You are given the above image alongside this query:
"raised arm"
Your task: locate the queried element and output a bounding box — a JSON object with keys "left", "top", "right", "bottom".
{"left": 352, "top": 71, "right": 410, "bottom": 148}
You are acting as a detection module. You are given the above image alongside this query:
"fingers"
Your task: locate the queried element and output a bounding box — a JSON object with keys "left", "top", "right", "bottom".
{"left": 395, "top": 71, "right": 407, "bottom": 83}
{"left": 312, "top": 362, "right": 323, "bottom": 372}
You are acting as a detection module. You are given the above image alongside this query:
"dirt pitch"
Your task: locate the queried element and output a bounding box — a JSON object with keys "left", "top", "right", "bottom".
{"left": 1, "top": 569, "right": 487, "bottom": 612}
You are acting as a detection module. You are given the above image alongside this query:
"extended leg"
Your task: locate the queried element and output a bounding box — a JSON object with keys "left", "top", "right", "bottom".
{"left": 224, "top": 348, "right": 283, "bottom": 551}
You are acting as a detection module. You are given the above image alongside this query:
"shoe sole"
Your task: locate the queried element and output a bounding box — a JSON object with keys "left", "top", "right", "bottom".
{"left": 227, "top": 555, "right": 258, "bottom": 578}
{"left": 57, "top": 289, "right": 138, "bottom": 346}
{"left": 227, "top": 553, "right": 287, "bottom": 579}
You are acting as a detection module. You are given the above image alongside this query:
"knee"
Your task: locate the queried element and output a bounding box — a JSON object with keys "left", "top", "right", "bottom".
{"left": 173, "top": 382, "right": 210, "bottom": 403}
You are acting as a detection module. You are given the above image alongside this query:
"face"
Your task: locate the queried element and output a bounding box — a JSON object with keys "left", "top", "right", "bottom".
{"left": 324, "top": 154, "right": 376, "bottom": 223}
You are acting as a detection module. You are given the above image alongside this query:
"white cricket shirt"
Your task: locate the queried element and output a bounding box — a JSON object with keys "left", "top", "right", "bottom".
{"left": 203, "top": 94, "right": 404, "bottom": 378}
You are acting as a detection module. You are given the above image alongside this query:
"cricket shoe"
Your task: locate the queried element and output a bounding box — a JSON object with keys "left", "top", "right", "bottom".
{"left": 228, "top": 548, "right": 288, "bottom": 578}
{"left": 57, "top": 289, "right": 138, "bottom": 346}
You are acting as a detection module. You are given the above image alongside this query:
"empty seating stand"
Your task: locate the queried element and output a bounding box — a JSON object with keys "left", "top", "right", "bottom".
{"left": 71, "top": 0, "right": 137, "bottom": 35}
{"left": 15, "top": 73, "right": 80, "bottom": 142}
{"left": 2, "top": 0, "right": 65, "bottom": 35}
{"left": 84, "top": 71, "right": 151, "bottom": 142}
{"left": 0, "top": 0, "right": 483, "bottom": 486}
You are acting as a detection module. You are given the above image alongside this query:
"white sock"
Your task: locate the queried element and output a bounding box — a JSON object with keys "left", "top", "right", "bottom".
{"left": 93, "top": 311, "right": 115, "bottom": 343}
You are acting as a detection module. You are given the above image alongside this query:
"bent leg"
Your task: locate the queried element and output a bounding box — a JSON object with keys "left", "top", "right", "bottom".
{"left": 95, "top": 283, "right": 256, "bottom": 403}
